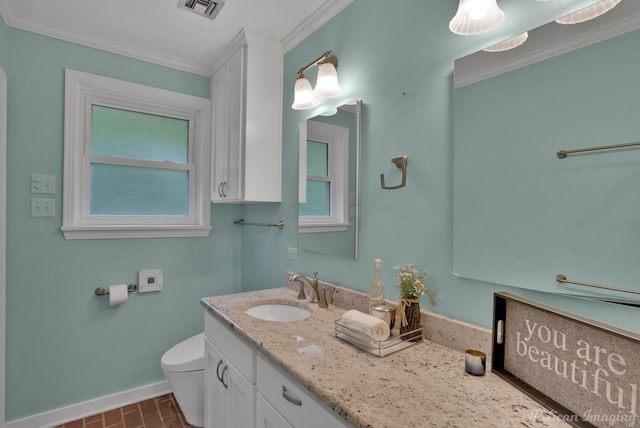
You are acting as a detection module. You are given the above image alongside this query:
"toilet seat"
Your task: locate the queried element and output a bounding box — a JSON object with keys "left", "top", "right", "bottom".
{"left": 161, "top": 332, "right": 205, "bottom": 372}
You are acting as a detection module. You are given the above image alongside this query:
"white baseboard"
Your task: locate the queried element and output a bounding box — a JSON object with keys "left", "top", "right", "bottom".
{"left": 3, "top": 381, "right": 171, "bottom": 428}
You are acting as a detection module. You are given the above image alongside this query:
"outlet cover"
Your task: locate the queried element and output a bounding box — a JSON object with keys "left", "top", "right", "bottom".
{"left": 31, "top": 198, "right": 55, "bottom": 217}
{"left": 287, "top": 247, "right": 298, "bottom": 260}
{"left": 31, "top": 174, "right": 55, "bottom": 194}
{"left": 139, "top": 269, "right": 163, "bottom": 292}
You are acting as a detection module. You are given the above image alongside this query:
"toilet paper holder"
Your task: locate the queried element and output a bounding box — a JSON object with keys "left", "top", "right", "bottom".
{"left": 95, "top": 284, "right": 137, "bottom": 296}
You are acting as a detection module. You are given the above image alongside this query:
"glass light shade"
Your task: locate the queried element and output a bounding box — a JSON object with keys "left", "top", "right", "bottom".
{"left": 313, "top": 62, "right": 343, "bottom": 98}
{"left": 292, "top": 76, "right": 319, "bottom": 110}
{"left": 556, "top": 0, "right": 621, "bottom": 25}
{"left": 449, "top": 0, "right": 505, "bottom": 35}
{"left": 483, "top": 32, "right": 528, "bottom": 52}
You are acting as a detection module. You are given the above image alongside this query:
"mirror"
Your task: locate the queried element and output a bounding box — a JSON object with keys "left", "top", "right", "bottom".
{"left": 452, "top": 2, "right": 640, "bottom": 302}
{"left": 298, "top": 100, "right": 361, "bottom": 259}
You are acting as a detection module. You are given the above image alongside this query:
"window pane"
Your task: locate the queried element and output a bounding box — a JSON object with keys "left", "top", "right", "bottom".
{"left": 90, "top": 164, "right": 189, "bottom": 216}
{"left": 299, "top": 180, "right": 330, "bottom": 216}
{"left": 307, "top": 140, "right": 328, "bottom": 176}
{"left": 91, "top": 105, "right": 189, "bottom": 163}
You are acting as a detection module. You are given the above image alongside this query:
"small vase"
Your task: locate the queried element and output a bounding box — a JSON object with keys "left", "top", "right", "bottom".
{"left": 400, "top": 300, "right": 422, "bottom": 342}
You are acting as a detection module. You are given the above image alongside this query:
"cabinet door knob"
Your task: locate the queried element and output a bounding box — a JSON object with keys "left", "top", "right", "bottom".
{"left": 282, "top": 385, "right": 302, "bottom": 406}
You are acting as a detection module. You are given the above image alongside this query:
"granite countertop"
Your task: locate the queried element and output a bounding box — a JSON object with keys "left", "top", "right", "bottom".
{"left": 201, "top": 287, "right": 569, "bottom": 428}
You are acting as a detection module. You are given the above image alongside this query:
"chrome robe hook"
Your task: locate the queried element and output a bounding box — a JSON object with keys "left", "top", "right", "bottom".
{"left": 380, "top": 155, "right": 408, "bottom": 190}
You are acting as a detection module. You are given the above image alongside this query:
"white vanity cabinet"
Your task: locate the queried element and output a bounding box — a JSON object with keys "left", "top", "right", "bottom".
{"left": 256, "top": 354, "right": 350, "bottom": 428}
{"left": 211, "top": 30, "right": 282, "bottom": 203}
{"left": 204, "top": 313, "right": 257, "bottom": 428}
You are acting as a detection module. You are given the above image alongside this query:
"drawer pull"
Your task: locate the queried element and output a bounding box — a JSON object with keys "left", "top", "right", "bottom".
{"left": 282, "top": 385, "right": 302, "bottom": 406}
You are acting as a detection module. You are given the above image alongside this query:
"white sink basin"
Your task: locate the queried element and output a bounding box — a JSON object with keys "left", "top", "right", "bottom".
{"left": 245, "top": 304, "right": 311, "bottom": 322}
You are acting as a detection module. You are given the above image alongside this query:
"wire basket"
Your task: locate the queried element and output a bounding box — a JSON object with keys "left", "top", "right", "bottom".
{"left": 334, "top": 319, "right": 423, "bottom": 357}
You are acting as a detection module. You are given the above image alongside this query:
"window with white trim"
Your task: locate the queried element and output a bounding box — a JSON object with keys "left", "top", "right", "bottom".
{"left": 298, "top": 120, "right": 349, "bottom": 233}
{"left": 62, "top": 69, "right": 211, "bottom": 239}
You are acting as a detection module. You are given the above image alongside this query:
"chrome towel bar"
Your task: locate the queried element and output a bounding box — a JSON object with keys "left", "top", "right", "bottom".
{"left": 555, "top": 274, "right": 640, "bottom": 296}
{"left": 95, "top": 284, "right": 137, "bottom": 296}
{"left": 557, "top": 141, "right": 640, "bottom": 159}
{"left": 233, "top": 219, "right": 284, "bottom": 229}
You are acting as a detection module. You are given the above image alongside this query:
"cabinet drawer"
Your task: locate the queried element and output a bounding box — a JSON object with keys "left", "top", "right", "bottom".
{"left": 204, "top": 312, "right": 256, "bottom": 383}
{"left": 257, "top": 355, "right": 349, "bottom": 428}
{"left": 256, "top": 393, "right": 294, "bottom": 428}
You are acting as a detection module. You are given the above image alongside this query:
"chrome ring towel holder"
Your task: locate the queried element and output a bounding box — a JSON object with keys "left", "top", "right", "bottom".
{"left": 95, "top": 284, "right": 137, "bottom": 296}
{"left": 380, "top": 155, "right": 408, "bottom": 190}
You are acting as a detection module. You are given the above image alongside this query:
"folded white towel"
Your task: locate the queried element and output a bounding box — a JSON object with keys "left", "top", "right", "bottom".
{"left": 339, "top": 309, "right": 390, "bottom": 341}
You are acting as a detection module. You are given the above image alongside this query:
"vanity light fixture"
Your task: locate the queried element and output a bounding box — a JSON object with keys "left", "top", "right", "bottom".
{"left": 483, "top": 32, "right": 528, "bottom": 52}
{"left": 292, "top": 51, "right": 343, "bottom": 110}
{"left": 555, "top": 0, "right": 621, "bottom": 25}
{"left": 449, "top": 0, "right": 505, "bottom": 35}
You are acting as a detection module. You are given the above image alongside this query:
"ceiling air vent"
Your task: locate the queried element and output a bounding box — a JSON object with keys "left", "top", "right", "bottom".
{"left": 177, "top": 0, "right": 225, "bottom": 20}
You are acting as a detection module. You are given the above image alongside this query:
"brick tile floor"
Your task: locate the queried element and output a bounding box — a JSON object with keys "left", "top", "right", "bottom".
{"left": 56, "top": 394, "right": 196, "bottom": 428}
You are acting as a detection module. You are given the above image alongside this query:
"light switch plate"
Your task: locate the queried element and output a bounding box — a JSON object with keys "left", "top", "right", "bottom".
{"left": 31, "top": 174, "right": 55, "bottom": 194}
{"left": 31, "top": 198, "right": 55, "bottom": 217}
{"left": 139, "top": 269, "right": 163, "bottom": 292}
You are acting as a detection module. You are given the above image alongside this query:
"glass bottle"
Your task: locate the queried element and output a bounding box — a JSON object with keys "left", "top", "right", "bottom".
{"left": 369, "top": 259, "right": 385, "bottom": 311}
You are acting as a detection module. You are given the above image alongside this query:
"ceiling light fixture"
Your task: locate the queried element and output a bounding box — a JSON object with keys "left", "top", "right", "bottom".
{"left": 556, "top": 0, "right": 621, "bottom": 25}
{"left": 449, "top": 0, "right": 505, "bottom": 35}
{"left": 483, "top": 32, "right": 529, "bottom": 52}
{"left": 292, "top": 51, "right": 343, "bottom": 110}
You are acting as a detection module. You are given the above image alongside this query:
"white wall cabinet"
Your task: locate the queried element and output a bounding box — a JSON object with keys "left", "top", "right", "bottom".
{"left": 211, "top": 30, "right": 282, "bottom": 203}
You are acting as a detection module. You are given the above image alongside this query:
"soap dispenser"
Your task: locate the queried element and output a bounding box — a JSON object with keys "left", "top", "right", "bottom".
{"left": 369, "top": 258, "right": 385, "bottom": 311}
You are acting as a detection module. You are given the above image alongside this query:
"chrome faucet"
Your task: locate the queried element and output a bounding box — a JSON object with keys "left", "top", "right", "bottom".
{"left": 290, "top": 271, "right": 328, "bottom": 308}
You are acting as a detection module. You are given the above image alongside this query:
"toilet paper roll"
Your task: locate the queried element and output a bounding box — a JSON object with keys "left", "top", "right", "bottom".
{"left": 109, "top": 284, "right": 129, "bottom": 306}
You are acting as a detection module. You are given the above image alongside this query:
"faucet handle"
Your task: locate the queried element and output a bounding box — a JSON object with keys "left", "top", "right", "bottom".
{"left": 297, "top": 283, "right": 306, "bottom": 300}
{"left": 313, "top": 271, "right": 318, "bottom": 280}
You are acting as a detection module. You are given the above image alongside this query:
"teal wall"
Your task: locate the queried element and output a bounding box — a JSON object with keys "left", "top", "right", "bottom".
{"left": 3, "top": 27, "right": 243, "bottom": 420}
{"left": 242, "top": 0, "right": 638, "bottom": 331}
{"left": 3, "top": 0, "right": 639, "bottom": 422}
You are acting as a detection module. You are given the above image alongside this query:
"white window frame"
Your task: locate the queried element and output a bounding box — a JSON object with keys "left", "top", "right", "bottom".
{"left": 62, "top": 69, "right": 212, "bottom": 239}
{"left": 298, "top": 120, "right": 349, "bottom": 233}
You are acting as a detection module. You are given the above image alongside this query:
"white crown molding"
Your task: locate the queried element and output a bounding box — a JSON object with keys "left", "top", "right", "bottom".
{"left": 211, "top": 29, "right": 285, "bottom": 74}
{"left": 0, "top": 2, "right": 212, "bottom": 76}
{"left": 281, "top": 0, "right": 353, "bottom": 53}
{"left": 455, "top": 5, "right": 640, "bottom": 88}
{"left": 0, "top": 0, "right": 353, "bottom": 77}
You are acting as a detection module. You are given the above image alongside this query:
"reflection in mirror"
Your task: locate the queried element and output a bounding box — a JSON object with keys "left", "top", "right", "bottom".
{"left": 298, "top": 100, "right": 361, "bottom": 259}
{"left": 452, "top": 2, "right": 640, "bottom": 302}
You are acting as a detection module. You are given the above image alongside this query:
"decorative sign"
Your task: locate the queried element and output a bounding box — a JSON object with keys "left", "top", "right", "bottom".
{"left": 493, "top": 293, "right": 639, "bottom": 428}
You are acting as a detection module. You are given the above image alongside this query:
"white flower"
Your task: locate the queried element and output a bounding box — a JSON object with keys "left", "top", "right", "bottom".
{"left": 394, "top": 263, "right": 438, "bottom": 307}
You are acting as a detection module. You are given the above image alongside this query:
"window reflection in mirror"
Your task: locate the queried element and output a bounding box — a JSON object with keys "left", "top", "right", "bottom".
{"left": 298, "top": 100, "right": 361, "bottom": 259}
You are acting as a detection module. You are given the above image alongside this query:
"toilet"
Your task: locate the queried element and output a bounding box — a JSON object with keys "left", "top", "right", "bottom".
{"left": 161, "top": 332, "right": 205, "bottom": 427}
